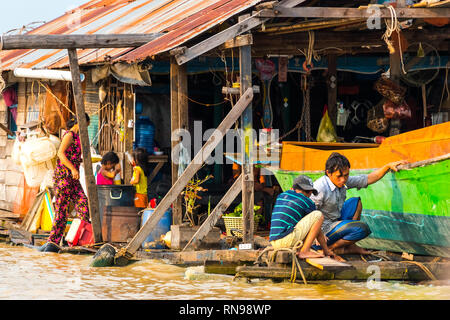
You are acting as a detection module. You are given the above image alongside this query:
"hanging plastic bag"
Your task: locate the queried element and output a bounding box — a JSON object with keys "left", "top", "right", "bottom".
{"left": 316, "top": 106, "right": 338, "bottom": 142}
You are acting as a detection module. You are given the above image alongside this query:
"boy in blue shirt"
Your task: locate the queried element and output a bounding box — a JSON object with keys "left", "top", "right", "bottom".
{"left": 269, "top": 175, "right": 333, "bottom": 259}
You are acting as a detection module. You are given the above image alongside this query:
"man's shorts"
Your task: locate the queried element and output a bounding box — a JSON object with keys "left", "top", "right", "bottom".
{"left": 270, "top": 210, "right": 322, "bottom": 249}
{"left": 325, "top": 197, "right": 371, "bottom": 246}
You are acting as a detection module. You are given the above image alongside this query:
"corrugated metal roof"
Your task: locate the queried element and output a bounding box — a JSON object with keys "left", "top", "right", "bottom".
{"left": 0, "top": 0, "right": 261, "bottom": 70}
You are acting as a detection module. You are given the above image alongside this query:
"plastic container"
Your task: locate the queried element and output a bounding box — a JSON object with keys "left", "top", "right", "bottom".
{"left": 20, "top": 136, "right": 57, "bottom": 166}
{"left": 141, "top": 208, "right": 172, "bottom": 249}
{"left": 97, "top": 185, "right": 135, "bottom": 221}
{"left": 48, "top": 134, "right": 61, "bottom": 152}
{"left": 23, "top": 160, "right": 54, "bottom": 188}
{"left": 65, "top": 219, "right": 94, "bottom": 247}
{"left": 135, "top": 116, "right": 155, "bottom": 154}
{"left": 11, "top": 138, "right": 23, "bottom": 165}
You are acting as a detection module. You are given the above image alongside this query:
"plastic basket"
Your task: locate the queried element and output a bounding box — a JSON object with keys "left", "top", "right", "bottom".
{"left": 222, "top": 216, "right": 257, "bottom": 238}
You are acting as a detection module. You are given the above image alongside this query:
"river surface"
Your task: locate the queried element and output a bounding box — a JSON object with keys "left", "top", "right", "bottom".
{"left": 1, "top": 244, "right": 449, "bottom": 300}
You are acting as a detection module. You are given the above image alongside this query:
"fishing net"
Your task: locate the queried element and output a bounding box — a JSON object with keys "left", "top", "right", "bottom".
{"left": 12, "top": 173, "right": 40, "bottom": 220}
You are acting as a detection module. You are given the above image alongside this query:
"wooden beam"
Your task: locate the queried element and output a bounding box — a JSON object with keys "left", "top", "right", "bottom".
{"left": 260, "top": 6, "right": 450, "bottom": 18}
{"left": 222, "top": 85, "right": 260, "bottom": 95}
{"left": 1, "top": 34, "right": 163, "bottom": 50}
{"left": 0, "top": 123, "right": 13, "bottom": 136}
{"left": 182, "top": 174, "right": 243, "bottom": 251}
{"left": 222, "top": 34, "right": 253, "bottom": 49}
{"left": 67, "top": 49, "right": 102, "bottom": 243}
{"left": 174, "top": 0, "right": 308, "bottom": 65}
{"left": 239, "top": 16, "right": 254, "bottom": 246}
{"left": 118, "top": 88, "right": 254, "bottom": 260}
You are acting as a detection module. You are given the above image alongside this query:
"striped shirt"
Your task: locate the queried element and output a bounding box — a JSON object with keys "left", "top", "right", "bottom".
{"left": 269, "top": 190, "right": 316, "bottom": 242}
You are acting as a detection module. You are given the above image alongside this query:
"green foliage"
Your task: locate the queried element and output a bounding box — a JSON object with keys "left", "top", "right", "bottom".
{"left": 224, "top": 203, "right": 264, "bottom": 224}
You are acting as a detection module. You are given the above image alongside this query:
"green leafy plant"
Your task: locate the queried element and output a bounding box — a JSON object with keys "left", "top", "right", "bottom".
{"left": 182, "top": 175, "right": 213, "bottom": 226}
{"left": 224, "top": 203, "right": 264, "bottom": 225}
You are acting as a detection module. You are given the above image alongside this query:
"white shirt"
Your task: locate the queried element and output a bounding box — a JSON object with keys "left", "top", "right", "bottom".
{"left": 310, "top": 174, "right": 368, "bottom": 234}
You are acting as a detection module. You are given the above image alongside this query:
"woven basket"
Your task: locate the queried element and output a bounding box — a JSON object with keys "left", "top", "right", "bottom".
{"left": 222, "top": 216, "right": 258, "bottom": 237}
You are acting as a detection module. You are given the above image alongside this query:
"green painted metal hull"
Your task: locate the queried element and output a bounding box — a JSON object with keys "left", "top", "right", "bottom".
{"left": 269, "top": 158, "right": 450, "bottom": 257}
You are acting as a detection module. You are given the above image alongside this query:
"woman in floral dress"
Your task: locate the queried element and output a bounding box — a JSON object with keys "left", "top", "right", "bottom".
{"left": 40, "top": 114, "right": 90, "bottom": 252}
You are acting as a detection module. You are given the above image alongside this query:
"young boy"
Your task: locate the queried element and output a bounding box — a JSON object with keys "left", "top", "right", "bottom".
{"left": 269, "top": 175, "right": 333, "bottom": 259}
{"left": 311, "top": 152, "right": 407, "bottom": 255}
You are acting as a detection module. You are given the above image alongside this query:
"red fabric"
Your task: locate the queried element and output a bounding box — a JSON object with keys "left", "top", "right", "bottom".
{"left": 2, "top": 88, "right": 17, "bottom": 107}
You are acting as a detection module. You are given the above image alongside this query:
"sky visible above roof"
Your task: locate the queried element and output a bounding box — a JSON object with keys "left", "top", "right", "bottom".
{"left": 0, "top": 1, "right": 87, "bottom": 34}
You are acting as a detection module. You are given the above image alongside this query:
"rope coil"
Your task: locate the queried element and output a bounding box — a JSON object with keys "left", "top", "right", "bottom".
{"left": 382, "top": 5, "right": 406, "bottom": 75}
{"left": 248, "top": 241, "right": 308, "bottom": 284}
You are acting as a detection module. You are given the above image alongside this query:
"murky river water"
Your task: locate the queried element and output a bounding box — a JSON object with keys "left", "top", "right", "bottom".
{"left": 1, "top": 244, "right": 449, "bottom": 300}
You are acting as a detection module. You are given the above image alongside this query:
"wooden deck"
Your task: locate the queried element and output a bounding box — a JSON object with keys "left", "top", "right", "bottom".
{"left": 2, "top": 227, "right": 449, "bottom": 282}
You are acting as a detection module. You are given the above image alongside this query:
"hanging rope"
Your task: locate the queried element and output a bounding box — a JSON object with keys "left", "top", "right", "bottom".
{"left": 382, "top": 5, "right": 407, "bottom": 75}
{"left": 249, "top": 241, "right": 308, "bottom": 284}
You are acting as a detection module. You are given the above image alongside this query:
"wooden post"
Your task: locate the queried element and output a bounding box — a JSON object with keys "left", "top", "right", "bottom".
{"left": 67, "top": 49, "right": 102, "bottom": 243}
{"left": 239, "top": 15, "right": 255, "bottom": 246}
{"left": 170, "top": 57, "right": 183, "bottom": 225}
{"left": 123, "top": 84, "right": 134, "bottom": 184}
{"left": 389, "top": 0, "right": 405, "bottom": 136}
{"left": 118, "top": 88, "right": 253, "bottom": 260}
{"left": 327, "top": 54, "right": 338, "bottom": 127}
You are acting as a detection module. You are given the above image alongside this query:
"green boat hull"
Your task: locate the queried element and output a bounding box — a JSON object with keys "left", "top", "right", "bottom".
{"left": 269, "top": 158, "right": 450, "bottom": 257}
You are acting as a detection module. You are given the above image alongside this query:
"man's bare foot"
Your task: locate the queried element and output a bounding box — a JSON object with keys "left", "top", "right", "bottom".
{"left": 330, "top": 244, "right": 371, "bottom": 255}
{"left": 296, "top": 250, "right": 325, "bottom": 259}
{"left": 349, "top": 244, "right": 372, "bottom": 255}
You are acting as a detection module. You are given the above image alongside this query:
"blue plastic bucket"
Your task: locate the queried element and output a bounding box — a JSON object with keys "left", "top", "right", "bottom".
{"left": 141, "top": 208, "right": 172, "bottom": 249}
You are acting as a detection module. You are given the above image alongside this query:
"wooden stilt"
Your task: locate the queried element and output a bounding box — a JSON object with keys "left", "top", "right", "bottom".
{"left": 239, "top": 15, "right": 255, "bottom": 246}
{"left": 67, "top": 49, "right": 102, "bottom": 243}
{"left": 170, "top": 57, "right": 183, "bottom": 225}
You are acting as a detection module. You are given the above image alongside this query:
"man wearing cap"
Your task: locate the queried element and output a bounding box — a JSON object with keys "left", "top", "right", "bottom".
{"left": 269, "top": 175, "right": 333, "bottom": 259}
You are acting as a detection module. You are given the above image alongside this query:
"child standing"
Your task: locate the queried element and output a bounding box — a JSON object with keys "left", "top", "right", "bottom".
{"left": 129, "top": 148, "right": 149, "bottom": 208}
{"left": 97, "top": 152, "right": 121, "bottom": 185}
